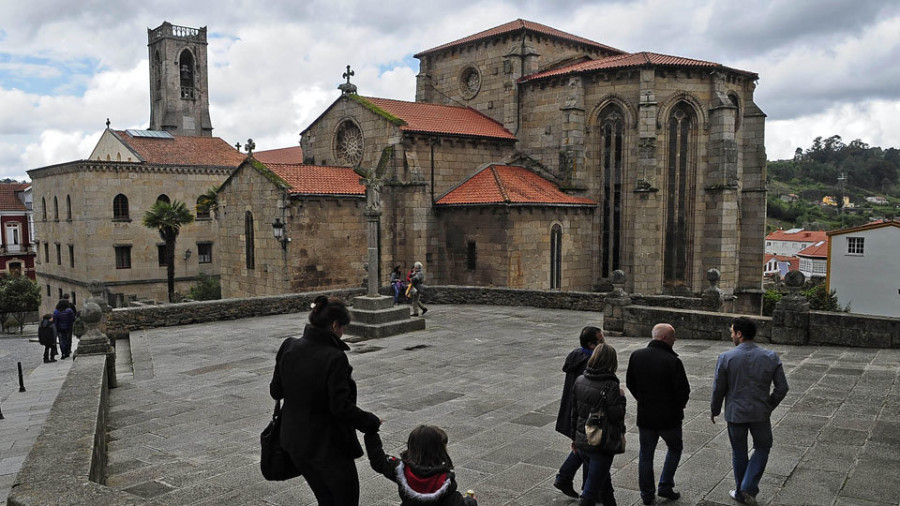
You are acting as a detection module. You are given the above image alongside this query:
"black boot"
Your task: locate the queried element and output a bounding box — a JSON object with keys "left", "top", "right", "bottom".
{"left": 579, "top": 496, "right": 597, "bottom": 506}
{"left": 553, "top": 479, "right": 579, "bottom": 498}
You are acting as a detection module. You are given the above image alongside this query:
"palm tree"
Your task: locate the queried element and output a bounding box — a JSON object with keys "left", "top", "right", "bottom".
{"left": 196, "top": 185, "right": 220, "bottom": 218}
{"left": 143, "top": 200, "right": 194, "bottom": 302}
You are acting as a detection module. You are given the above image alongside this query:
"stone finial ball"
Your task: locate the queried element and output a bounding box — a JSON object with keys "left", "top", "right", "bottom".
{"left": 81, "top": 301, "right": 103, "bottom": 324}
{"left": 706, "top": 268, "right": 721, "bottom": 283}
{"left": 784, "top": 269, "right": 805, "bottom": 287}
{"left": 611, "top": 270, "right": 626, "bottom": 284}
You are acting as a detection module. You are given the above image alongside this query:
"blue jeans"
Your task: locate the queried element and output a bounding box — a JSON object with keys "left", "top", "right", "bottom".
{"left": 57, "top": 327, "right": 73, "bottom": 356}
{"left": 638, "top": 427, "right": 683, "bottom": 500}
{"left": 727, "top": 420, "right": 772, "bottom": 497}
{"left": 579, "top": 447, "right": 614, "bottom": 502}
{"left": 557, "top": 450, "right": 583, "bottom": 484}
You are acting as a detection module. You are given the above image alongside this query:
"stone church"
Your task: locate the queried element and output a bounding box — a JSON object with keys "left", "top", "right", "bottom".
{"left": 30, "top": 19, "right": 766, "bottom": 313}
{"left": 219, "top": 19, "right": 766, "bottom": 312}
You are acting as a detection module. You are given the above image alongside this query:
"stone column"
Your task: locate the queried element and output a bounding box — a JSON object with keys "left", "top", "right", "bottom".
{"left": 603, "top": 270, "right": 632, "bottom": 335}
{"left": 560, "top": 77, "right": 586, "bottom": 190}
{"left": 771, "top": 270, "right": 810, "bottom": 345}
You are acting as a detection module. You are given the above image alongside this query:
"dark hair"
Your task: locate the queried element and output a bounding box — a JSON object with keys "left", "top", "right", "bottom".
{"left": 731, "top": 316, "right": 757, "bottom": 340}
{"left": 309, "top": 295, "right": 351, "bottom": 328}
{"left": 579, "top": 326, "right": 603, "bottom": 348}
{"left": 401, "top": 425, "right": 453, "bottom": 470}
{"left": 393, "top": 265, "right": 401, "bottom": 273}
{"left": 586, "top": 343, "right": 618, "bottom": 373}
{"left": 55, "top": 300, "right": 71, "bottom": 311}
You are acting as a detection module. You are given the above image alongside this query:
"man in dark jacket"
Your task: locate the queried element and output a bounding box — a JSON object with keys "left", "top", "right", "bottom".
{"left": 552, "top": 326, "right": 603, "bottom": 498}
{"left": 626, "top": 323, "right": 691, "bottom": 505}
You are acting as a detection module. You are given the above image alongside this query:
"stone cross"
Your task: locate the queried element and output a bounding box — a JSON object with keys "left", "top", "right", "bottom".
{"left": 339, "top": 65, "right": 358, "bottom": 95}
{"left": 343, "top": 65, "right": 354, "bottom": 85}
{"left": 360, "top": 171, "right": 383, "bottom": 296}
{"left": 245, "top": 138, "right": 255, "bottom": 154}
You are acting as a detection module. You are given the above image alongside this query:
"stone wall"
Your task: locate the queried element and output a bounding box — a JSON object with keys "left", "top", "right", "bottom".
{"left": 809, "top": 311, "right": 900, "bottom": 348}
{"left": 623, "top": 304, "right": 770, "bottom": 342}
{"left": 106, "top": 288, "right": 365, "bottom": 339}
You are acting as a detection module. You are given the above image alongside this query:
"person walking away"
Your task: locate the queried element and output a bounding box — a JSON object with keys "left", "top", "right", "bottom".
{"left": 365, "top": 425, "right": 477, "bottom": 505}
{"left": 570, "top": 343, "right": 626, "bottom": 506}
{"left": 409, "top": 261, "right": 428, "bottom": 317}
{"left": 553, "top": 326, "right": 604, "bottom": 498}
{"left": 38, "top": 314, "right": 58, "bottom": 363}
{"left": 270, "top": 295, "right": 382, "bottom": 505}
{"left": 53, "top": 301, "right": 76, "bottom": 359}
{"left": 711, "top": 317, "right": 789, "bottom": 506}
{"left": 390, "top": 265, "right": 404, "bottom": 304}
{"left": 626, "top": 323, "right": 690, "bottom": 504}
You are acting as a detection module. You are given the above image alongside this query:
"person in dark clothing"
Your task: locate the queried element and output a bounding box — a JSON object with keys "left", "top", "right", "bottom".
{"left": 270, "top": 295, "right": 381, "bottom": 506}
{"left": 553, "top": 326, "right": 604, "bottom": 499}
{"left": 53, "top": 301, "right": 76, "bottom": 359}
{"left": 38, "top": 314, "right": 58, "bottom": 363}
{"left": 390, "top": 265, "right": 406, "bottom": 304}
{"left": 571, "top": 343, "right": 627, "bottom": 506}
{"left": 626, "top": 323, "right": 691, "bottom": 505}
{"left": 365, "top": 425, "right": 477, "bottom": 506}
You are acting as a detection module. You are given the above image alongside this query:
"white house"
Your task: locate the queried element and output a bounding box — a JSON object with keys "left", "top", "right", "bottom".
{"left": 765, "top": 228, "right": 827, "bottom": 256}
{"left": 797, "top": 241, "right": 827, "bottom": 279}
{"left": 827, "top": 220, "right": 900, "bottom": 317}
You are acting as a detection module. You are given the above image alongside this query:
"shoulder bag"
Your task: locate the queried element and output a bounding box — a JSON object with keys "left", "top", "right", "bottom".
{"left": 584, "top": 385, "right": 626, "bottom": 454}
{"left": 260, "top": 399, "right": 301, "bottom": 481}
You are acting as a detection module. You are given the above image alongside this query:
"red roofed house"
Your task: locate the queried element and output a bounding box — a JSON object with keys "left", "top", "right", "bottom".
{"left": 0, "top": 183, "right": 36, "bottom": 280}
{"left": 827, "top": 220, "right": 900, "bottom": 317}
{"left": 797, "top": 240, "right": 828, "bottom": 279}
{"left": 765, "top": 228, "right": 827, "bottom": 256}
{"left": 763, "top": 254, "right": 798, "bottom": 279}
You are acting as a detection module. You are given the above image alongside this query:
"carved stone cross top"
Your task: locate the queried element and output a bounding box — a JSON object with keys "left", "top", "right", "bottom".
{"left": 343, "top": 65, "right": 355, "bottom": 85}
{"left": 245, "top": 138, "right": 255, "bottom": 154}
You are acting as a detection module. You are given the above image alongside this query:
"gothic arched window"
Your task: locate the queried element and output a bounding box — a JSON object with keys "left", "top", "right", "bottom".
{"left": 66, "top": 195, "right": 72, "bottom": 221}
{"left": 179, "top": 49, "right": 195, "bottom": 99}
{"left": 598, "top": 105, "right": 624, "bottom": 279}
{"left": 153, "top": 50, "right": 162, "bottom": 101}
{"left": 113, "top": 194, "right": 129, "bottom": 220}
{"left": 550, "top": 224, "right": 562, "bottom": 289}
{"left": 664, "top": 102, "right": 696, "bottom": 286}
{"left": 41, "top": 197, "right": 47, "bottom": 221}
{"left": 156, "top": 194, "right": 170, "bottom": 205}
{"left": 53, "top": 196, "right": 59, "bottom": 221}
{"left": 245, "top": 211, "right": 255, "bottom": 269}
{"left": 334, "top": 120, "right": 363, "bottom": 166}
{"left": 196, "top": 196, "right": 209, "bottom": 219}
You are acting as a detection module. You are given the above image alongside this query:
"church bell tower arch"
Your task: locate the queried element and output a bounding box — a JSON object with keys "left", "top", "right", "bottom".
{"left": 147, "top": 22, "right": 213, "bottom": 136}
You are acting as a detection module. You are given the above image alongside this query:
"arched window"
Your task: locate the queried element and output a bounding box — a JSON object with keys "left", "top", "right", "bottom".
{"left": 53, "top": 196, "right": 59, "bottom": 221}
{"left": 550, "top": 224, "right": 562, "bottom": 289}
{"left": 598, "top": 105, "right": 624, "bottom": 279}
{"left": 156, "top": 194, "right": 170, "bottom": 205}
{"left": 245, "top": 211, "right": 255, "bottom": 269}
{"left": 179, "top": 49, "right": 195, "bottom": 99}
{"left": 153, "top": 50, "right": 162, "bottom": 101}
{"left": 113, "top": 194, "right": 129, "bottom": 220}
{"left": 664, "top": 102, "right": 696, "bottom": 286}
{"left": 195, "top": 196, "right": 209, "bottom": 219}
{"left": 41, "top": 197, "right": 47, "bottom": 221}
{"left": 66, "top": 195, "right": 72, "bottom": 221}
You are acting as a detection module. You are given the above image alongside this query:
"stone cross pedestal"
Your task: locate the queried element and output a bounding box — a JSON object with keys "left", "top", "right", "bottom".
{"left": 772, "top": 270, "right": 810, "bottom": 345}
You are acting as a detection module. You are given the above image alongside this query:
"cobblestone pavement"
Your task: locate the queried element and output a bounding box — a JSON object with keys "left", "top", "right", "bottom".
{"left": 91, "top": 305, "right": 899, "bottom": 505}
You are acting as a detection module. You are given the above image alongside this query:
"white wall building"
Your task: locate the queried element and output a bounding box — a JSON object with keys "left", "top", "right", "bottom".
{"left": 827, "top": 220, "right": 900, "bottom": 317}
{"left": 765, "top": 228, "right": 827, "bottom": 256}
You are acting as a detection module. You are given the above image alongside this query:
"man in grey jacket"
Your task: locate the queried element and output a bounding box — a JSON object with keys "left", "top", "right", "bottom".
{"left": 711, "top": 317, "right": 789, "bottom": 506}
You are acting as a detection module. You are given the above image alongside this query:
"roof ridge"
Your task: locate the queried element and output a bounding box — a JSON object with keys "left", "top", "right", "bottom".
{"left": 490, "top": 165, "right": 511, "bottom": 203}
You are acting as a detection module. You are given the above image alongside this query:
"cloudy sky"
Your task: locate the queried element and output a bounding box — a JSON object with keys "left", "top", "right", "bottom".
{"left": 1, "top": 0, "right": 899, "bottom": 181}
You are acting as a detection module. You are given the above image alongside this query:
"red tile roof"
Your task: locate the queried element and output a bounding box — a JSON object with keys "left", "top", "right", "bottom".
{"left": 436, "top": 164, "right": 596, "bottom": 206}
{"left": 0, "top": 183, "right": 28, "bottom": 212}
{"left": 765, "top": 229, "right": 827, "bottom": 243}
{"left": 265, "top": 164, "right": 365, "bottom": 196}
{"left": 415, "top": 19, "right": 625, "bottom": 58}
{"left": 254, "top": 146, "right": 304, "bottom": 164}
{"left": 797, "top": 241, "right": 828, "bottom": 258}
{"left": 113, "top": 130, "right": 245, "bottom": 167}
{"left": 360, "top": 97, "right": 516, "bottom": 141}
{"left": 521, "top": 51, "right": 757, "bottom": 82}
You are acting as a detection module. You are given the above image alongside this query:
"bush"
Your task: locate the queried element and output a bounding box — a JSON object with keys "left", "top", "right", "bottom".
{"left": 803, "top": 284, "right": 848, "bottom": 312}
{"left": 762, "top": 289, "right": 782, "bottom": 316}
{"left": 188, "top": 273, "right": 221, "bottom": 301}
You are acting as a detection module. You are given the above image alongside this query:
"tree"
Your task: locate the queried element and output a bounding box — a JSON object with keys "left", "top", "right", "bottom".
{"left": 196, "top": 185, "right": 220, "bottom": 218}
{"left": 143, "top": 200, "right": 194, "bottom": 302}
{"left": 0, "top": 275, "right": 41, "bottom": 333}
{"left": 188, "top": 273, "right": 221, "bottom": 301}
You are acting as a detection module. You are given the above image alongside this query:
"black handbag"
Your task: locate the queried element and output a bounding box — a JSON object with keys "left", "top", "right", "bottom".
{"left": 260, "top": 399, "right": 301, "bottom": 481}
{"left": 584, "top": 386, "right": 626, "bottom": 454}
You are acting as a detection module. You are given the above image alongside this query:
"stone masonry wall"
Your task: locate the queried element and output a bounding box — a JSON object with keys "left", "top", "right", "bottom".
{"left": 623, "top": 305, "right": 771, "bottom": 342}
{"left": 809, "top": 311, "right": 900, "bottom": 348}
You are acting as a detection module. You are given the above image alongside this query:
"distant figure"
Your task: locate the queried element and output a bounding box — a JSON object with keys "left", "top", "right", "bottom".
{"left": 53, "top": 297, "right": 76, "bottom": 359}
{"left": 626, "top": 323, "right": 690, "bottom": 505}
{"left": 270, "top": 295, "right": 381, "bottom": 505}
{"left": 571, "top": 343, "right": 626, "bottom": 506}
{"left": 56, "top": 293, "right": 77, "bottom": 314}
{"left": 711, "top": 317, "right": 789, "bottom": 506}
{"left": 38, "top": 314, "right": 58, "bottom": 363}
{"left": 553, "top": 326, "right": 604, "bottom": 499}
{"left": 409, "top": 261, "right": 428, "bottom": 317}
{"left": 365, "top": 425, "right": 477, "bottom": 505}
{"left": 390, "top": 265, "right": 405, "bottom": 304}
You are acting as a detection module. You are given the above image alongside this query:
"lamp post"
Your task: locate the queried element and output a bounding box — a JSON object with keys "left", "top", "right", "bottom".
{"left": 272, "top": 218, "right": 290, "bottom": 249}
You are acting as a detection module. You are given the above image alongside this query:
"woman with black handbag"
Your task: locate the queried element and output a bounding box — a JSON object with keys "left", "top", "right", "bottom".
{"left": 569, "top": 343, "right": 627, "bottom": 506}
{"left": 270, "top": 295, "right": 382, "bottom": 505}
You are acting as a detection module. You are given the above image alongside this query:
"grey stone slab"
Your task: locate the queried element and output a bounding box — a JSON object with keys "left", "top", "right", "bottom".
{"left": 841, "top": 454, "right": 900, "bottom": 504}
{"left": 123, "top": 479, "right": 177, "bottom": 498}
{"left": 774, "top": 467, "right": 845, "bottom": 505}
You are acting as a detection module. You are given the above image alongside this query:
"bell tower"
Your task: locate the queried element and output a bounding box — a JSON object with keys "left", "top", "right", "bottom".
{"left": 147, "top": 22, "right": 213, "bottom": 136}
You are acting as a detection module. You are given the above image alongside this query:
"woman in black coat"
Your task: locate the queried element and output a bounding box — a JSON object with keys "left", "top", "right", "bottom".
{"left": 270, "top": 295, "right": 381, "bottom": 505}
{"left": 570, "top": 343, "right": 627, "bottom": 506}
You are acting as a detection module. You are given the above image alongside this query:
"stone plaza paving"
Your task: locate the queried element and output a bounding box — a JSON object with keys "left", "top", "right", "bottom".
{"left": 4, "top": 304, "right": 899, "bottom": 505}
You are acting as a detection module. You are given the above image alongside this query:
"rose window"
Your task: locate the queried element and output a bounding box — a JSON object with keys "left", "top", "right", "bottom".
{"left": 335, "top": 121, "right": 363, "bottom": 165}
{"left": 459, "top": 66, "right": 481, "bottom": 99}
